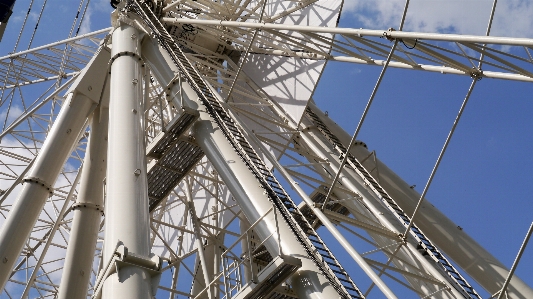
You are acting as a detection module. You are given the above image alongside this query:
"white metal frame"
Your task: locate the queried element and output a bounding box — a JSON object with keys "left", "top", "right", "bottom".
{"left": 0, "top": 0, "right": 531, "bottom": 298}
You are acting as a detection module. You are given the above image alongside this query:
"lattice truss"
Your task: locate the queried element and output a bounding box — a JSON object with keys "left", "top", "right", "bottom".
{"left": 0, "top": 0, "right": 531, "bottom": 298}
{"left": 160, "top": 0, "right": 533, "bottom": 82}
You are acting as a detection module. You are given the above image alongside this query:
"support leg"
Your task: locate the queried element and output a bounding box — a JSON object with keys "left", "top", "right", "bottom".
{"left": 58, "top": 104, "right": 109, "bottom": 299}
{"left": 0, "top": 92, "right": 96, "bottom": 290}
{"left": 101, "top": 23, "right": 152, "bottom": 299}
{"left": 191, "top": 94, "right": 339, "bottom": 299}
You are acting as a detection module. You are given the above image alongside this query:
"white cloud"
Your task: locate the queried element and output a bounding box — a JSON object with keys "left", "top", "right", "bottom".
{"left": 0, "top": 105, "right": 24, "bottom": 126}
{"left": 342, "top": 0, "right": 533, "bottom": 37}
{"left": 78, "top": 7, "right": 93, "bottom": 36}
{"left": 28, "top": 12, "right": 39, "bottom": 23}
{"left": 490, "top": 0, "right": 533, "bottom": 37}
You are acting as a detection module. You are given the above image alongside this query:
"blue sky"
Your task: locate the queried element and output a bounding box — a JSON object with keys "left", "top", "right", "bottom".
{"left": 1, "top": 0, "right": 532, "bottom": 298}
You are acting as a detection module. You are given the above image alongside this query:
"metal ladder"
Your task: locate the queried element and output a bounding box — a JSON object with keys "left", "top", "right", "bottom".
{"left": 129, "top": 2, "right": 364, "bottom": 298}
{"left": 304, "top": 107, "right": 482, "bottom": 299}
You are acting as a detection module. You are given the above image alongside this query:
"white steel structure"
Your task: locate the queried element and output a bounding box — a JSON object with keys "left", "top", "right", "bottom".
{"left": 0, "top": 0, "right": 532, "bottom": 298}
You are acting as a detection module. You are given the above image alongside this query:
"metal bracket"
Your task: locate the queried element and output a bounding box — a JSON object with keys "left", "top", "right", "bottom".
{"left": 383, "top": 28, "right": 396, "bottom": 42}
{"left": 92, "top": 243, "right": 162, "bottom": 299}
{"left": 233, "top": 255, "right": 302, "bottom": 299}
{"left": 469, "top": 67, "right": 483, "bottom": 80}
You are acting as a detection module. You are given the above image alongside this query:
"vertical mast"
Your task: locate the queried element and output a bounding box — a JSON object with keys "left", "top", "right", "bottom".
{"left": 57, "top": 47, "right": 111, "bottom": 299}
{"left": 101, "top": 22, "right": 153, "bottom": 299}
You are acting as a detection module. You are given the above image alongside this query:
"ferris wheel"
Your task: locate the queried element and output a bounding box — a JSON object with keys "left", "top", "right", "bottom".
{"left": 0, "top": 0, "right": 532, "bottom": 298}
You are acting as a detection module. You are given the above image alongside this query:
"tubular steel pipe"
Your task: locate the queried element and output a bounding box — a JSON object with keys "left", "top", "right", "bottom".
{"left": 161, "top": 18, "right": 533, "bottom": 46}
{"left": 58, "top": 105, "right": 109, "bottom": 299}
{"left": 0, "top": 91, "right": 96, "bottom": 291}
{"left": 101, "top": 23, "right": 152, "bottom": 299}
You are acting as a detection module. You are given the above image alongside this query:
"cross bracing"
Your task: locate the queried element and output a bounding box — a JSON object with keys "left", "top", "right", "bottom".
{"left": 162, "top": 18, "right": 533, "bottom": 82}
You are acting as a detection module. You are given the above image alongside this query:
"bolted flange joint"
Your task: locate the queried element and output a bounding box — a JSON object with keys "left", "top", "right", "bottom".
{"left": 22, "top": 176, "right": 54, "bottom": 195}
{"left": 71, "top": 202, "right": 105, "bottom": 216}
{"left": 108, "top": 51, "right": 145, "bottom": 74}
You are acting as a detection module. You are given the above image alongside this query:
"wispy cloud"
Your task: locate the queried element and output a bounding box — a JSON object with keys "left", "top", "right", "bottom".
{"left": 0, "top": 105, "right": 24, "bottom": 126}
{"left": 78, "top": 0, "right": 112, "bottom": 35}
{"left": 78, "top": 7, "right": 93, "bottom": 35}
{"left": 343, "top": 0, "right": 533, "bottom": 37}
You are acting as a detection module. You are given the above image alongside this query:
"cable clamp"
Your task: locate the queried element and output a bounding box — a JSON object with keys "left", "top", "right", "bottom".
{"left": 382, "top": 28, "right": 418, "bottom": 49}
{"left": 469, "top": 67, "right": 483, "bottom": 80}
{"left": 383, "top": 28, "right": 396, "bottom": 42}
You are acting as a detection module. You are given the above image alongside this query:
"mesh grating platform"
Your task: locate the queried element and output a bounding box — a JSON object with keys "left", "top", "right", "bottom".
{"left": 147, "top": 108, "right": 203, "bottom": 211}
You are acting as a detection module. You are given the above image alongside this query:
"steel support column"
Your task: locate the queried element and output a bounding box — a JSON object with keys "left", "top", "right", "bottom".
{"left": 58, "top": 104, "right": 109, "bottom": 299}
{"left": 101, "top": 23, "right": 152, "bottom": 299}
{"left": 190, "top": 92, "right": 339, "bottom": 299}
{"left": 0, "top": 91, "right": 96, "bottom": 290}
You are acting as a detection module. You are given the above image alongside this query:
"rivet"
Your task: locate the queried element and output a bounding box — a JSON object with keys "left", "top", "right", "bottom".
{"left": 132, "top": 109, "right": 137, "bottom": 114}
{"left": 88, "top": 86, "right": 92, "bottom": 91}
{"left": 134, "top": 169, "right": 141, "bottom": 176}
{"left": 66, "top": 129, "right": 72, "bottom": 134}
{"left": 132, "top": 78, "right": 138, "bottom": 85}
{"left": 2, "top": 257, "right": 7, "bottom": 263}
{"left": 131, "top": 34, "right": 137, "bottom": 40}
